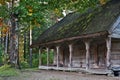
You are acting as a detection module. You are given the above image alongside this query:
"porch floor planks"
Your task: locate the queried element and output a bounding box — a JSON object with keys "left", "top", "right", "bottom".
{"left": 86, "top": 69, "right": 112, "bottom": 75}
{"left": 39, "top": 66, "right": 112, "bottom": 75}
{"left": 39, "top": 66, "right": 85, "bottom": 72}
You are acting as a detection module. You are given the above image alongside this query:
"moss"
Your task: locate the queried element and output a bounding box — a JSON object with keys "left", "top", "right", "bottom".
{"left": 33, "top": 1, "right": 120, "bottom": 45}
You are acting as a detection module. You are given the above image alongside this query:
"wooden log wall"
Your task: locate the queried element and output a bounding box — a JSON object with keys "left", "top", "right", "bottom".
{"left": 72, "top": 45, "right": 86, "bottom": 68}
{"left": 111, "top": 41, "right": 120, "bottom": 65}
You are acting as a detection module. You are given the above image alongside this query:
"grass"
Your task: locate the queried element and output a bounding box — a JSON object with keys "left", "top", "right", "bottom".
{"left": 0, "top": 64, "right": 20, "bottom": 77}
{"left": 21, "top": 67, "right": 39, "bottom": 71}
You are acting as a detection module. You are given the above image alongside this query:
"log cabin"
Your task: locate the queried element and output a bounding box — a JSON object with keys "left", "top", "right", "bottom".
{"left": 31, "top": 0, "right": 120, "bottom": 74}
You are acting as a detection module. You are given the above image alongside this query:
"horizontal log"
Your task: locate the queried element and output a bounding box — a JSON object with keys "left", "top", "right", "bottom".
{"left": 31, "top": 31, "right": 108, "bottom": 47}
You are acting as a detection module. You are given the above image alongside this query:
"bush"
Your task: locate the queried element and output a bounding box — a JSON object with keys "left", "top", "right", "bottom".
{"left": 0, "top": 64, "right": 11, "bottom": 71}
{"left": 0, "top": 46, "right": 4, "bottom": 65}
{"left": 20, "top": 61, "right": 29, "bottom": 68}
{"left": 41, "top": 50, "right": 54, "bottom": 65}
{"left": 0, "top": 64, "right": 20, "bottom": 76}
{"left": 32, "top": 58, "right": 39, "bottom": 67}
{"left": 41, "top": 53, "right": 47, "bottom": 65}
{"left": 49, "top": 51, "right": 54, "bottom": 64}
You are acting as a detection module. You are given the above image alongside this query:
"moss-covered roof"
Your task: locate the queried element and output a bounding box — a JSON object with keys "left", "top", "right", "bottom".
{"left": 32, "top": 0, "right": 120, "bottom": 47}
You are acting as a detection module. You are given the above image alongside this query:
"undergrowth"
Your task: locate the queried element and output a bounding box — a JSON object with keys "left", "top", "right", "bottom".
{"left": 0, "top": 64, "right": 20, "bottom": 77}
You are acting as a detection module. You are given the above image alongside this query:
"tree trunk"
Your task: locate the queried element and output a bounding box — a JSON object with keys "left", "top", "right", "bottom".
{"left": 4, "top": 33, "right": 9, "bottom": 64}
{"left": 24, "top": 33, "right": 26, "bottom": 60}
{"left": 29, "top": 23, "right": 32, "bottom": 67}
{"left": 9, "top": 17, "right": 19, "bottom": 68}
{"left": 8, "top": 0, "right": 20, "bottom": 68}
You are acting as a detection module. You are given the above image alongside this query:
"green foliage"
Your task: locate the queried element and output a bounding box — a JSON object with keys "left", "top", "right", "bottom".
{"left": 0, "top": 45, "right": 8, "bottom": 65}
{"left": 48, "top": 0, "right": 99, "bottom": 13}
{"left": 0, "top": 64, "right": 20, "bottom": 76}
{"left": 0, "top": 44, "right": 9, "bottom": 65}
{"left": 0, "top": 64, "right": 11, "bottom": 71}
{"left": 0, "top": 5, "right": 9, "bottom": 19}
{"left": 41, "top": 50, "right": 54, "bottom": 65}
{"left": 32, "top": 58, "right": 39, "bottom": 67}
{"left": 20, "top": 60, "right": 29, "bottom": 69}
{"left": 0, "top": 46, "right": 3, "bottom": 65}
{"left": 49, "top": 51, "right": 54, "bottom": 64}
{"left": 16, "top": 0, "right": 47, "bottom": 25}
{"left": 41, "top": 52, "right": 47, "bottom": 65}
{"left": 2, "top": 53, "right": 9, "bottom": 64}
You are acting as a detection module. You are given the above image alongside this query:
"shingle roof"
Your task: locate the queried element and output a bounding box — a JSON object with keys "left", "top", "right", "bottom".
{"left": 32, "top": 0, "right": 120, "bottom": 47}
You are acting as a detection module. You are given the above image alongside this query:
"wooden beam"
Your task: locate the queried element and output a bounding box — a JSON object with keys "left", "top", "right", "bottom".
{"left": 31, "top": 31, "right": 108, "bottom": 47}
{"left": 106, "top": 37, "right": 111, "bottom": 68}
{"left": 56, "top": 46, "right": 60, "bottom": 68}
{"left": 39, "top": 47, "right": 42, "bottom": 66}
{"left": 85, "top": 41, "right": 90, "bottom": 70}
{"left": 46, "top": 47, "right": 50, "bottom": 67}
{"left": 69, "top": 44, "right": 73, "bottom": 68}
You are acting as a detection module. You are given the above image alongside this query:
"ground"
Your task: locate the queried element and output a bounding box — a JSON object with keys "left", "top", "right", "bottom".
{"left": 0, "top": 70, "right": 120, "bottom": 80}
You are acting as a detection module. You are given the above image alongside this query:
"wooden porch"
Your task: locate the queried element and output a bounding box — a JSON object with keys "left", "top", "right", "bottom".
{"left": 39, "top": 66, "right": 112, "bottom": 75}
{"left": 37, "top": 37, "right": 113, "bottom": 75}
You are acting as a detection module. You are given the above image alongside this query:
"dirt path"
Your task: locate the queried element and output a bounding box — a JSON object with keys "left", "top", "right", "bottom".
{"left": 0, "top": 70, "right": 120, "bottom": 80}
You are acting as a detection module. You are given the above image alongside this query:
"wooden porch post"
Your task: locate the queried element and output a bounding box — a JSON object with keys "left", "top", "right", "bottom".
{"left": 106, "top": 37, "right": 111, "bottom": 69}
{"left": 56, "top": 46, "right": 60, "bottom": 68}
{"left": 39, "top": 47, "right": 42, "bottom": 66}
{"left": 85, "top": 41, "right": 90, "bottom": 70}
{"left": 69, "top": 44, "right": 73, "bottom": 68}
{"left": 46, "top": 47, "right": 50, "bottom": 67}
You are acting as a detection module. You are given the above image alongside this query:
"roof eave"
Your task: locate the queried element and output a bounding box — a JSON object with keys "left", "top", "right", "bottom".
{"left": 31, "top": 31, "right": 108, "bottom": 48}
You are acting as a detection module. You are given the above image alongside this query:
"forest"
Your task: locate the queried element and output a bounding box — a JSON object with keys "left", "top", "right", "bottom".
{"left": 0, "top": 0, "right": 108, "bottom": 71}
